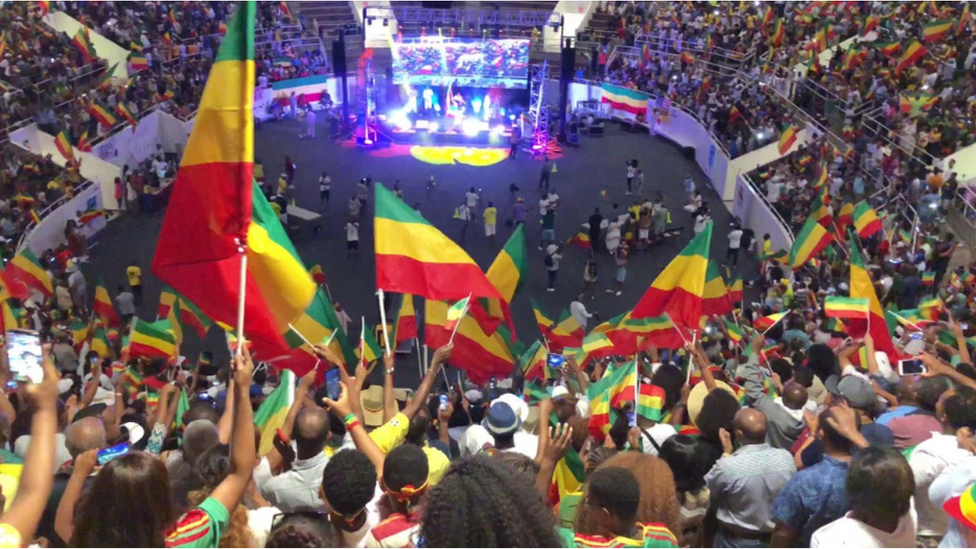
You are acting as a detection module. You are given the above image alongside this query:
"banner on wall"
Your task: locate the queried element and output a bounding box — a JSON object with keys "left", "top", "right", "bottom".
{"left": 93, "top": 110, "right": 162, "bottom": 167}
{"left": 24, "top": 182, "right": 105, "bottom": 257}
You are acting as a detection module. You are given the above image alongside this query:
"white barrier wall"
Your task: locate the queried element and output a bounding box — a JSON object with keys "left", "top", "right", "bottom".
{"left": 723, "top": 127, "right": 814, "bottom": 202}
{"left": 648, "top": 107, "right": 732, "bottom": 199}
{"left": 9, "top": 124, "right": 123, "bottom": 211}
{"left": 732, "top": 174, "right": 792, "bottom": 254}
{"left": 93, "top": 110, "right": 164, "bottom": 168}
{"left": 24, "top": 182, "right": 105, "bottom": 257}
{"left": 45, "top": 12, "right": 128, "bottom": 78}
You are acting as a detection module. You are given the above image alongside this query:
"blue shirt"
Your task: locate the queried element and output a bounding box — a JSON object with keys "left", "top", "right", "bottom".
{"left": 771, "top": 455, "right": 851, "bottom": 547}
{"left": 877, "top": 406, "right": 917, "bottom": 426}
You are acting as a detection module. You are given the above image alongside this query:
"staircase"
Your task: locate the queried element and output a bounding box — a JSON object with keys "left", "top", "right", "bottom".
{"left": 295, "top": 1, "right": 364, "bottom": 66}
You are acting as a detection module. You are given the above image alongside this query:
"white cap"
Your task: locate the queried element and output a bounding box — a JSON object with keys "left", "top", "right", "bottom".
{"left": 491, "top": 392, "right": 529, "bottom": 424}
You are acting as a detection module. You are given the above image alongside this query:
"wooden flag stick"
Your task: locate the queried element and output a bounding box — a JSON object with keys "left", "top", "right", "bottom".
{"left": 377, "top": 289, "right": 392, "bottom": 356}
{"left": 447, "top": 294, "right": 472, "bottom": 345}
{"left": 234, "top": 247, "right": 248, "bottom": 357}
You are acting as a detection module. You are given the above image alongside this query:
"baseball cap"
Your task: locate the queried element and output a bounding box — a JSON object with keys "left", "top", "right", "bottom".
{"left": 482, "top": 401, "right": 521, "bottom": 436}
{"left": 826, "top": 375, "right": 875, "bottom": 410}
{"left": 491, "top": 392, "right": 528, "bottom": 424}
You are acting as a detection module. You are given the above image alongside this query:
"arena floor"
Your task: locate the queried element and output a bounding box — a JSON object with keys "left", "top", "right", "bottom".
{"left": 85, "top": 116, "right": 759, "bottom": 385}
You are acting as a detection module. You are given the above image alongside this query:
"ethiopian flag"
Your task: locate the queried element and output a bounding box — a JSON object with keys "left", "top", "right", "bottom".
{"left": 54, "top": 130, "right": 73, "bottom": 161}
{"left": 157, "top": 286, "right": 177, "bottom": 319}
{"left": 425, "top": 300, "right": 513, "bottom": 385}
{"left": 93, "top": 277, "right": 118, "bottom": 326}
{"left": 309, "top": 264, "right": 326, "bottom": 285}
{"left": 90, "top": 325, "right": 112, "bottom": 359}
{"left": 701, "top": 261, "right": 732, "bottom": 316}
{"left": 6, "top": 248, "right": 52, "bottom": 298}
{"left": 129, "top": 318, "right": 177, "bottom": 358}
{"left": 923, "top": 20, "right": 953, "bottom": 42}
{"left": 179, "top": 297, "right": 212, "bottom": 338}
{"left": 281, "top": 290, "right": 358, "bottom": 374}
{"left": 824, "top": 296, "right": 869, "bottom": 320}
{"left": 375, "top": 184, "right": 500, "bottom": 302}
{"left": 636, "top": 381, "right": 666, "bottom": 422}
{"left": 520, "top": 340, "right": 549, "bottom": 381}
{"left": 847, "top": 234, "right": 895, "bottom": 357}
{"left": 254, "top": 369, "right": 295, "bottom": 455}
{"left": 356, "top": 323, "right": 383, "bottom": 364}
{"left": 483, "top": 224, "right": 528, "bottom": 335}
{"left": 71, "top": 27, "right": 95, "bottom": 63}
{"left": 153, "top": 3, "right": 317, "bottom": 359}
{"left": 89, "top": 101, "right": 117, "bottom": 128}
{"left": 789, "top": 214, "right": 833, "bottom": 268}
{"left": 777, "top": 125, "right": 799, "bottom": 155}
{"left": 852, "top": 201, "right": 882, "bottom": 238}
{"left": 581, "top": 332, "right": 613, "bottom": 354}
{"left": 587, "top": 360, "right": 638, "bottom": 440}
{"left": 600, "top": 83, "right": 649, "bottom": 116}
{"left": 391, "top": 293, "right": 417, "bottom": 345}
{"left": 897, "top": 40, "right": 926, "bottom": 73}
{"left": 755, "top": 312, "right": 787, "bottom": 332}
{"left": 632, "top": 221, "right": 711, "bottom": 330}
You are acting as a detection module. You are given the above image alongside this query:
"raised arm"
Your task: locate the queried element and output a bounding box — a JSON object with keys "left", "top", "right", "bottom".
{"left": 382, "top": 353, "right": 397, "bottom": 424}
{"left": 404, "top": 344, "right": 453, "bottom": 420}
{"left": 6, "top": 345, "right": 60, "bottom": 543}
{"left": 323, "top": 381, "right": 385, "bottom": 474}
{"left": 207, "top": 348, "right": 256, "bottom": 514}
{"left": 265, "top": 369, "right": 314, "bottom": 471}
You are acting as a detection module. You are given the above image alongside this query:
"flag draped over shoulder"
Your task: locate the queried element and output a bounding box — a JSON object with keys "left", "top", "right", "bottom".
{"left": 152, "top": 3, "right": 316, "bottom": 358}
{"left": 847, "top": 234, "right": 895, "bottom": 357}
{"left": 254, "top": 369, "right": 295, "bottom": 455}
{"left": 632, "top": 221, "right": 711, "bottom": 330}
{"left": 375, "top": 185, "right": 501, "bottom": 302}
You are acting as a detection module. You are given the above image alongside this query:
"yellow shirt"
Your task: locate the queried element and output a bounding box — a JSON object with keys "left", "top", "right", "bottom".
{"left": 369, "top": 413, "right": 449, "bottom": 485}
{"left": 278, "top": 177, "right": 288, "bottom": 194}
{"left": 254, "top": 163, "right": 265, "bottom": 181}
{"left": 763, "top": 240, "right": 772, "bottom": 257}
{"left": 126, "top": 266, "right": 142, "bottom": 286}
{"left": 483, "top": 207, "right": 497, "bottom": 225}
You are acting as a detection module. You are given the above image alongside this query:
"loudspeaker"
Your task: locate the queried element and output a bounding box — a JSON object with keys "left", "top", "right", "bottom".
{"left": 332, "top": 39, "right": 347, "bottom": 77}
{"left": 560, "top": 42, "right": 576, "bottom": 82}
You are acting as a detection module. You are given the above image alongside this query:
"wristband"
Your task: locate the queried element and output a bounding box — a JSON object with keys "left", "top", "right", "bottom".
{"left": 343, "top": 414, "right": 359, "bottom": 430}
{"left": 345, "top": 418, "right": 361, "bottom": 431}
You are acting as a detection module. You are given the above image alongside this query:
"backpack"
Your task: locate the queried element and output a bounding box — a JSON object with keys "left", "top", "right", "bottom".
{"left": 544, "top": 253, "right": 554, "bottom": 267}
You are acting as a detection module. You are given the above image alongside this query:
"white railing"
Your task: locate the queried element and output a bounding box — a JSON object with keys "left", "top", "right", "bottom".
{"left": 16, "top": 178, "right": 97, "bottom": 253}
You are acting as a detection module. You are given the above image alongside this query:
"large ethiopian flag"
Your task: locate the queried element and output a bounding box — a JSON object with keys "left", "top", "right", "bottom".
{"left": 152, "top": 1, "right": 315, "bottom": 356}
{"left": 600, "top": 83, "right": 649, "bottom": 117}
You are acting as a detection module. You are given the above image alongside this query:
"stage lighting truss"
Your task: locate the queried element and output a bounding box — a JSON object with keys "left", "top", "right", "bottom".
{"left": 390, "top": 6, "right": 558, "bottom": 30}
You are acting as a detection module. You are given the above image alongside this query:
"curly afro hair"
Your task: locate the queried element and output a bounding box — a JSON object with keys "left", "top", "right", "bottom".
{"left": 419, "top": 455, "right": 562, "bottom": 547}
{"left": 321, "top": 449, "right": 377, "bottom": 518}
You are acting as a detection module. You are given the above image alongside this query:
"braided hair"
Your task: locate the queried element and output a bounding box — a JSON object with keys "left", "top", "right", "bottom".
{"left": 419, "top": 455, "right": 562, "bottom": 547}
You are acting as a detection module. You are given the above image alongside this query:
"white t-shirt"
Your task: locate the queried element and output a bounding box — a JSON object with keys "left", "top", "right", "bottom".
{"left": 728, "top": 229, "right": 743, "bottom": 249}
{"left": 811, "top": 508, "right": 917, "bottom": 548}
{"left": 346, "top": 222, "right": 359, "bottom": 241}
{"left": 465, "top": 191, "right": 479, "bottom": 208}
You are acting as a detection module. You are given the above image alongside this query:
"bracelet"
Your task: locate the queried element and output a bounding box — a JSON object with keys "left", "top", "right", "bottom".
{"left": 345, "top": 418, "right": 361, "bottom": 431}
{"left": 343, "top": 414, "right": 358, "bottom": 428}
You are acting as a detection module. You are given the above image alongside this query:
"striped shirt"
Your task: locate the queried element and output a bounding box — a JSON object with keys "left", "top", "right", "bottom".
{"left": 364, "top": 511, "right": 421, "bottom": 548}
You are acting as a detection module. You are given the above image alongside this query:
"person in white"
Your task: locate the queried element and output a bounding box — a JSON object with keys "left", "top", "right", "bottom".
{"left": 569, "top": 294, "right": 595, "bottom": 329}
{"left": 812, "top": 447, "right": 917, "bottom": 548}
{"left": 908, "top": 391, "right": 976, "bottom": 541}
{"left": 464, "top": 187, "right": 480, "bottom": 217}
{"left": 727, "top": 222, "right": 744, "bottom": 267}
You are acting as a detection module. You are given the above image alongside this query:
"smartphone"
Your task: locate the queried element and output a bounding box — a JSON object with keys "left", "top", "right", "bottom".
{"left": 963, "top": 323, "right": 970, "bottom": 331}
{"left": 547, "top": 353, "right": 566, "bottom": 369}
{"left": 325, "top": 368, "right": 341, "bottom": 401}
{"left": 909, "top": 331, "right": 924, "bottom": 340}
{"left": 439, "top": 393, "right": 449, "bottom": 412}
{"left": 97, "top": 442, "right": 130, "bottom": 465}
{"left": 627, "top": 412, "right": 636, "bottom": 427}
{"left": 898, "top": 359, "right": 927, "bottom": 376}
{"left": 6, "top": 330, "right": 43, "bottom": 384}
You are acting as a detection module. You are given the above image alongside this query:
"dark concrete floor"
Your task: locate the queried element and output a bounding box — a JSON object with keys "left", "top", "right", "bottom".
{"left": 85, "top": 115, "right": 758, "bottom": 386}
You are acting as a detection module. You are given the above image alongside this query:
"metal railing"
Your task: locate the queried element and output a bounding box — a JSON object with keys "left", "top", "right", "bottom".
{"left": 742, "top": 173, "right": 795, "bottom": 242}
{"left": 860, "top": 107, "right": 938, "bottom": 169}
{"left": 607, "top": 44, "right": 742, "bottom": 79}
{"left": 634, "top": 31, "right": 755, "bottom": 70}
{"left": 87, "top": 103, "right": 163, "bottom": 148}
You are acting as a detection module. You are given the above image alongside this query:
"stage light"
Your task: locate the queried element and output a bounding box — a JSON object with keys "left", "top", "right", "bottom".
{"left": 434, "top": 104, "right": 441, "bottom": 112}
{"left": 508, "top": 114, "right": 516, "bottom": 121}
{"left": 491, "top": 125, "right": 506, "bottom": 136}
{"left": 472, "top": 98, "right": 482, "bottom": 113}
{"left": 462, "top": 118, "right": 482, "bottom": 136}
{"left": 428, "top": 122, "right": 439, "bottom": 132}
{"left": 393, "top": 112, "right": 412, "bottom": 131}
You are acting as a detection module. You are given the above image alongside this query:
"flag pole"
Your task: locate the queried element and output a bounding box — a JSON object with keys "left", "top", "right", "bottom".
{"left": 423, "top": 344, "right": 429, "bottom": 375}
{"left": 235, "top": 244, "right": 247, "bottom": 357}
{"left": 415, "top": 337, "right": 423, "bottom": 379}
{"left": 447, "top": 294, "right": 471, "bottom": 345}
{"left": 377, "top": 289, "right": 391, "bottom": 356}
{"left": 359, "top": 317, "right": 366, "bottom": 365}
{"left": 888, "top": 311, "right": 924, "bottom": 332}
{"left": 287, "top": 323, "right": 315, "bottom": 350}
